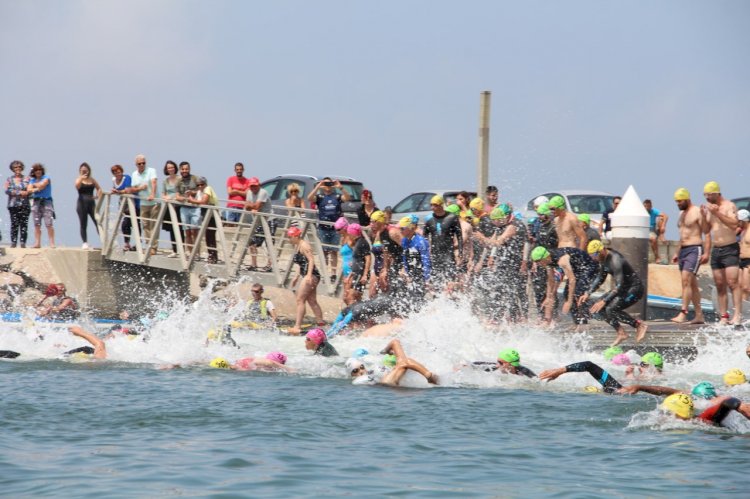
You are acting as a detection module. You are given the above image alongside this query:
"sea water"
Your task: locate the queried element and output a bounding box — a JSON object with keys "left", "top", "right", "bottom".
{"left": 2, "top": 294, "right": 750, "bottom": 497}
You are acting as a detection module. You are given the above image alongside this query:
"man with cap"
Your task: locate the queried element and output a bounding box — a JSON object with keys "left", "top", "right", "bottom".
{"left": 398, "top": 215, "right": 431, "bottom": 310}
{"left": 529, "top": 202, "right": 559, "bottom": 320}
{"left": 422, "top": 194, "right": 462, "bottom": 285}
{"left": 701, "top": 180, "right": 742, "bottom": 325}
{"left": 578, "top": 214, "right": 600, "bottom": 243}
{"left": 307, "top": 177, "right": 351, "bottom": 280}
{"left": 473, "top": 204, "right": 529, "bottom": 322}
{"left": 347, "top": 338, "right": 438, "bottom": 386}
{"left": 531, "top": 245, "right": 598, "bottom": 326}
{"left": 244, "top": 176, "right": 273, "bottom": 271}
{"left": 643, "top": 199, "right": 668, "bottom": 264}
{"left": 671, "top": 187, "right": 709, "bottom": 324}
{"left": 547, "top": 195, "right": 587, "bottom": 251}
{"left": 469, "top": 348, "right": 536, "bottom": 378}
{"left": 578, "top": 240, "right": 648, "bottom": 345}
{"left": 738, "top": 209, "right": 750, "bottom": 302}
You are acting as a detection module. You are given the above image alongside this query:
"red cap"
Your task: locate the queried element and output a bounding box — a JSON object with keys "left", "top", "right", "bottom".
{"left": 248, "top": 177, "right": 260, "bottom": 186}
{"left": 287, "top": 227, "right": 302, "bottom": 238}
{"left": 45, "top": 284, "right": 60, "bottom": 296}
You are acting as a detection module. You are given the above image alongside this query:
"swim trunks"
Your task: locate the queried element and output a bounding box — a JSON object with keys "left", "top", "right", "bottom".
{"left": 740, "top": 258, "right": 750, "bottom": 269}
{"left": 678, "top": 245, "right": 702, "bottom": 274}
{"left": 710, "top": 242, "right": 740, "bottom": 270}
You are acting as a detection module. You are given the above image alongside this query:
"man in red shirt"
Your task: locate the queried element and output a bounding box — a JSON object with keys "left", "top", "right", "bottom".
{"left": 226, "top": 162, "right": 250, "bottom": 223}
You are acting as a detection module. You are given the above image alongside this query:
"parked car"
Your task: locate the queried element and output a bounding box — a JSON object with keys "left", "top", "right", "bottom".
{"left": 260, "top": 174, "right": 364, "bottom": 216}
{"left": 391, "top": 189, "right": 477, "bottom": 222}
{"left": 732, "top": 196, "right": 750, "bottom": 212}
{"left": 523, "top": 190, "right": 616, "bottom": 222}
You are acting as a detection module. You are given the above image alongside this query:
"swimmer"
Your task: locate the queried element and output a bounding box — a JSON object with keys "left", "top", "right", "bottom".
{"left": 723, "top": 368, "right": 747, "bottom": 387}
{"left": 205, "top": 326, "right": 238, "bottom": 348}
{"left": 208, "top": 352, "right": 292, "bottom": 372}
{"left": 470, "top": 348, "right": 536, "bottom": 378}
{"left": 347, "top": 339, "right": 438, "bottom": 386}
{"left": 659, "top": 393, "right": 750, "bottom": 427}
{"left": 624, "top": 351, "right": 663, "bottom": 380}
{"left": 66, "top": 326, "right": 107, "bottom": 359}
{"left": 540, "top": 361, "right": 624, "bottom": 394}
{"left": 304, "top": 328, "right": 339, "bottom": 357}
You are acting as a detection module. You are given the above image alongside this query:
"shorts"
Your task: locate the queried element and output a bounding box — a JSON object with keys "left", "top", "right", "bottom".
{"left": 678, "top": 245, "right": 702, "bottom": 274}
{"left": 740, "top": 258, "right": 750, "bottom": 269}
{"left": 180, "top": 206, "right": 202, "bottom": 228}
{"left": 318, "top": 226, "right": 340, "bottom": 248}
{"left": 225, "top": 209, "right": 243, "bottom": 223}
{"left": 32, "top": 198, "right": 55, "bottom": 227}
{"left": 250, "top": 218, "right": 276, "bottom": 247}
{"left": 711, "top": 242, "right": 740, "bottom": 270}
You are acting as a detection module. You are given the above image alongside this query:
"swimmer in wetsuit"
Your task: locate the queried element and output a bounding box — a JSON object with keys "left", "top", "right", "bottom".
{"left": 304, "top": 328, "right": 339, "bottom": 357}
{"left": 471, "top": 348, "right": 536, "bottom": 378}
{"left": 65, "top": 326, "right": 107, "bottom": 359}
{"left": 579, "top": 240, "right": 648, "bottom": 346}
{"left": 347, "top": 339, "right": 438, "bottom": 386}
{"left": 208, "top": 352, "right": 292, "bottom": 372}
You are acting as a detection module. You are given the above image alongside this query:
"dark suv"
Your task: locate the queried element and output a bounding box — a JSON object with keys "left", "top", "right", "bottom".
{"left": 260, "top": 174, "right": 364, "bottom": 215}
{"left": 732, "top": 196, "right": 750, "bottom": 212}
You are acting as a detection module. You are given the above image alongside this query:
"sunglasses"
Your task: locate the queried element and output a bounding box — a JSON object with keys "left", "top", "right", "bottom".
{"left": 351, "top": 366, "right": 365, "bottom": 375}
{"left": 136, "top": 162, "right": 145, "bottom": 166}
{"left": 251, "top": 289, "right": 263, "bottom": 294}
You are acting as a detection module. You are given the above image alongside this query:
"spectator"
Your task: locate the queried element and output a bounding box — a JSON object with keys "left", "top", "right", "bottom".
{"left": 110, "top": 164, "right": 134, "bottom": 251}
{"left": 643, "top": 199, "right": 668, "bottom": 263}
{"left": 600, "top": 196, "right": 621, "bottom": 240}
{"left": 356, "top": 189, "right": 378, "bottom": 226}
{"left": 75, "top": 162, "right": 101, "bottom": 249}
{"left": 285, "top": 182, "right": 306, "bottom": 215}
{"left": 27, "top": 163, "right": 55, "bottom": 248}
{"left": 226, "top": 162, "right": 250, "bottom": 224}
{"left": 243, "top": 283, "right": 278, "bottom": 326}
{"left": 484, "top": 185, "right": 499, "bottom": 213}
{"left": 244, "top": 176, "right": 272, "bottom": 271}
{"left": 189, "top": 176, "right": 220, "bottom": 263}
{"left": 131, "top": 154, "right": 158, "bottom": 255}
{"left": 161, "top": 160, "right": 182, "bottom": 256}
{"left": 5, "top": 160, "right": 31, "bottom": 248}
{"left": 456, "top": 191, "right": 473, "bottom": 212}
{"left": 307, "top": 177, "right": 351, "bottom": 280}
{"left": 176, "top": 161, "right": 200, "bottom": 255}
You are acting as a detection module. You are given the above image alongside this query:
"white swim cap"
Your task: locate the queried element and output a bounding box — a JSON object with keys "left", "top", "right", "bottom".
{"left": 533, "top": 196, "right": 549, "bottom": 208}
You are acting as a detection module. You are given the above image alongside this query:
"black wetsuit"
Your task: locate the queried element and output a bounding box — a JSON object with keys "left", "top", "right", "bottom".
{"left": 76, "top": 182, "right": 97, "bottom": 244}
{"left": 343, "top": 294, "right": 400, "bottom": 322}
{"left": 549, "top": 248, "right": 598, "bottom": 324}
{"left": 530, "top": 218, "right": 559, "bottom": 318}
{"left": 377, "top": 227, "right": 406, "bottom": 297}
{"left": 315, "top": 341, "right": 339, "bottom": 357}
{"left": 472, "top": 361, "right": 536, "bottom": 378}
{"left": 564, "top": 361, "right": 623, "bottom": 394}
{"left": 492, "top": 219, "right": 529, "bottom": 322}
{"left": 423, "top": 212, "right": 462, "bottom": 282}
{"left": 293, "top": 249, "right": 321, "bottom": 279}
{"left": 586, "top": 249, "right": 644, "bottom": 330}
{"left": 699, "top": 397, "right": 743, "bottom": 425}
{"left": 0, "top": 350, "right": 21, "bottom": 359}
{"left": 471, "top": 216, "right": 498, "bottom": 318}
{"left": 349, "top": 236, "right": 371, "bottom": 292}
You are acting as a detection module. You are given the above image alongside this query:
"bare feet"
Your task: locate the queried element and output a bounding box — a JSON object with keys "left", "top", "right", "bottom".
{"left": 689, "top": 315, "right": 705, "bottom": 325}
{"left": 670, "top": 312, "right": 687, "bottom": 324}
{"left": 635, "top": 322, "right": 649, "bottom": 342}
{"left": 286, "top": 327, "right": 302, "bottom": 335}
{"left": 611, "top": 331, "right": 629, "bottom": 346}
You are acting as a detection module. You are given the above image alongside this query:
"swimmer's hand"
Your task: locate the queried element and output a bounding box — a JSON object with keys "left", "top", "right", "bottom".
{"left": 589, "top": 300, "right": 606, "bottom": 314}
{"left": 616, "top": 385, "right": 640, "bottom": 395}
{"left": 539, "top": 367, "right": 566, "bottom": 382}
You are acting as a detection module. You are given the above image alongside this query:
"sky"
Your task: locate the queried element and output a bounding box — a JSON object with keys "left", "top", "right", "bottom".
{"left": 1, "top": 0, "right": 748, "bottom": 245}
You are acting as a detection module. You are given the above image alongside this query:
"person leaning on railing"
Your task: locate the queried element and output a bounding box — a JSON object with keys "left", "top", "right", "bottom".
{"left": 161, "top": 160, "right": 182, "bottom": 256}
{"left": 110, "top": 164, "right": 134, "bottom": 251}
{"left": 188, "top": 176, "right": 220, "bottom": 264}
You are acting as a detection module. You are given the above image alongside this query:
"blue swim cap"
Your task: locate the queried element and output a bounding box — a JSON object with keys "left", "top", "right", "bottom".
{"left": 353, "top": 348, "right": 368, "bottom": 358}
{"left": 691, "top": 381, "right": 717, "bottom": 399}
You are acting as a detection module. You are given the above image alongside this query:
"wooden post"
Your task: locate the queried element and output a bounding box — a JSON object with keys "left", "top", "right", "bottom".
{"left": 477, "top": 91, "right": 491, "bottom": 197}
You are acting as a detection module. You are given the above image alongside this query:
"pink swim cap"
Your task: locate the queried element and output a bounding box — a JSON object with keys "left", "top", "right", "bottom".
{"left": 612, "top": 353, "right": 631, "bottom": 366}
{"left": 265, "top": 351, "right": 287, "bottom": 364}
{"left": 234, "top": 357, "right": 255, "bottom": 370}
{"left": 347, "top": 223, "right": 362, "bottom": 236}
{"left": 334, "top": 217, "right": 349, "bottom": 231}
{"left": 305, "top": 328, "right": 327, "bottom": 345}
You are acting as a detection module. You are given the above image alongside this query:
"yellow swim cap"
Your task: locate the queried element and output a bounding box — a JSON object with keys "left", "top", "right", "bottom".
{"left": 209, "top": 357, "right": 231, "bottom": 369}
{"left": 583, "top": 385, "right": 602, "bottom": 393}
{"left": 703, "top": 181, "right": 720, "bottom": 194}
{"left": 430, "top": 194, "right": 444, "bottom": 206}
{"left": 469, "top": 198, "right": 485, "bottom": 211}
{"left": 661, "top": 393, "right": 694, "bottom": 419}
{"left": 587, "top": 239, "right": 604, "bottom": 255}
{"left": 398, "top": 216, "right": 414, "bottom": 228}
{"left": 370, "top": 210, "right": 386, "bottom": 223}
{"left": 673, "top": 188, "right": 690, "bottom": 201}
{"left": 723, "top": 368, "right": 747, "bottom": 386}
{"left": 207, "top": 329, "right": 219, "bottom": 341}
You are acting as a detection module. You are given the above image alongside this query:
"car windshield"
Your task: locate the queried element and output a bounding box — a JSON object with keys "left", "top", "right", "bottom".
{"left": 339, "top": 182, "right": 363, "bottom": 202}
{"left": 567, "top": 195, "right": 614, "bottom": 214}
{"left": 734, "top": 197, "right": 750, "bottom": 211}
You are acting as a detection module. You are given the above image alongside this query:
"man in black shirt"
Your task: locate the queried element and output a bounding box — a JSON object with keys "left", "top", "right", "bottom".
{"left": 422, "top": 194, "right": 462, "bottom": 285}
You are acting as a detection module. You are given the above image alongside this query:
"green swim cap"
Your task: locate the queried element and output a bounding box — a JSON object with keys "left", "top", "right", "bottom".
{"left": 603, "top": 346, "right": 623, "bottom": 361}
{"left": 498, "top": 348, "right": 520, "bottom": 367}
{"left": 536, "top": 203, "right": 551, "bottom": 216}
{"left": 641, "top": 352, "right": 663, "bottom": 369}
{"left": 382, "top": 354, "right": 397, "bottom": 367}
{"left": 548, "top": 195, "right": 565, "bottom": 209}
{"left": 490, "top": 204, "right": 511, "bottom": 220}
{"left": 577, "top": 213, "right": 591, "bottom": 224}
{"left": 691, "top": 381, "right": 717, "bottom": 399}
{"left": 531, "top": 246, "right": 550, "bottom": 262}
{"left": 445, "top": 204, "right": 461, "bottom": 215}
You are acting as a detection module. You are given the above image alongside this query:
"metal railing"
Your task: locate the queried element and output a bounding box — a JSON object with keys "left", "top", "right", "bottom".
{"left": 94, "top": 193, "right": 346, "bottom": 295}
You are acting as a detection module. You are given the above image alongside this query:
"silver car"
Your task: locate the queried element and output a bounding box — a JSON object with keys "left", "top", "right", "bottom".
{"left": 523, "top": 190, "right": 616, "bottom": 221}
{"left": 392, "top": 189, "right": 476, "bottom": 222}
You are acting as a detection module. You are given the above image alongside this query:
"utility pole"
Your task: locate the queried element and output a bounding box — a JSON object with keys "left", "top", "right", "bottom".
{"left": 477, "top": 91, "right": 491, "bottom": 196}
